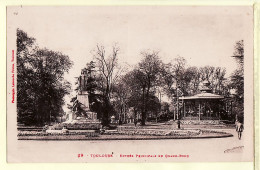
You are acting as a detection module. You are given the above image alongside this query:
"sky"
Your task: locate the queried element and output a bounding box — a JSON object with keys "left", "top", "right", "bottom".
{"left": 7, "top": 6, "right": 253, "bottom": 112}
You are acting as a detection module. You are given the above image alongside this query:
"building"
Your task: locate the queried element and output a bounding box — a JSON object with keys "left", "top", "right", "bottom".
{"left": 178, "top": 81, "right": 232, "bottom": 123}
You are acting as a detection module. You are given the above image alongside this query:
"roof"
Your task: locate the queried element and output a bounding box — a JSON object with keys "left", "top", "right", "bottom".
{"left": 179, "top": 92, "right": 224, "bottom": 100}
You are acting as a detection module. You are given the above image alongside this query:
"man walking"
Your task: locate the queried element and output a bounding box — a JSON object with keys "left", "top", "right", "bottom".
{"left": 236, "top": 120, "right": 244, "bottom": 140}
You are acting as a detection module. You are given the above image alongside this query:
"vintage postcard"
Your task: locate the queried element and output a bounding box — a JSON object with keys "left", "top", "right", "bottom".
{"left": 6, "top": 6, "right": 254, "bottom": 163}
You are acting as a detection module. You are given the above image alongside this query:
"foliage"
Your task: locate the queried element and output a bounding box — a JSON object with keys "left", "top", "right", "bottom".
{"left": 91, "top": 44, "right": 122, "bottom": 125}
{"left": 71, "top": 43, "right": 241, "bottom": 125}
{"left": 137, "top": 51, "right": 163, "bottom": 125}
{"left": 17, "top": 29, "right": 73, "bottom": 125}
{"left": 70, "top": 45, "right": 121, "bottom": 126}
{"left": 69, "top": 61, "right": 105, "bottom": 119}
{"left": 17, "top": 29, "right": 243, "bottom": 126}
{"left": 230, "top": 40, "right": 244, "bottom": 122}
{"left": 112, "top": 75, "right": 131, "bottom": 122}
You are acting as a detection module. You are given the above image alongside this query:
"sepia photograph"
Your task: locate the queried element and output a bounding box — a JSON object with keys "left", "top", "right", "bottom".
{"left": 6, "top": 6, "right": 254, "bottom": 163}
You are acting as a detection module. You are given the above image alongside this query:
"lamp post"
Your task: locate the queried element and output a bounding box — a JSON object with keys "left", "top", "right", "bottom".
{"left": 176, "top": 85, "right": 179, "bottom": 120}
{"left": 176, "top": 83, "right": 182, "bottom": 129}
{"left": 176, "top": 82, "right": 182, "bottom": 120}
{"left": 171, "top": 82, "right": 178, "bottom": 121}
{"left": 157, "top": 87, "right": 162, "bottom": 123}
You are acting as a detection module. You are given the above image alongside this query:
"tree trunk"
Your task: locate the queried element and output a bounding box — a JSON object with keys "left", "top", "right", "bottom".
{"left": 142, "top": 81, "right": 151, "bottom": 126}
{"left": 102, "top": 96, "right": 110, "bottom": 126}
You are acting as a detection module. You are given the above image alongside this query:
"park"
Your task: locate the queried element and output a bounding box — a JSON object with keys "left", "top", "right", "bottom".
{"left": 17, "top": 29, "right": 244, "bottom": 141}
{"left": 6, "top": 5, "right": 254, "bottom": 164}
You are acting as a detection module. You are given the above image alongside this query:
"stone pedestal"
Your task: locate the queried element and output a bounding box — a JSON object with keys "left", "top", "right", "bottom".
{"left": 77, "top": 91, "right": 90, "bottom": 111}
{"left": 76, "top": 91, "right": 98, "bottom": 120}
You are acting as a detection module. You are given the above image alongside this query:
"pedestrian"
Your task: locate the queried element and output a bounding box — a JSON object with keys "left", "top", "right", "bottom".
{"left": 236, "top": 121, "right": 244, "bottom": 140}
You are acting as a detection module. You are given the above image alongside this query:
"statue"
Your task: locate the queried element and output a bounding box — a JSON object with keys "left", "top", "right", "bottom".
{"left": 78, "top": 68, "right": 88, "bottom": 94}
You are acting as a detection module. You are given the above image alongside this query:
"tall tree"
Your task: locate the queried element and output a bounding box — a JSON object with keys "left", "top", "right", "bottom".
{"left": 184, "top": 66, "right": 201, "bottom": 95}
{"left": 161, "top": 56, "right": 187, "bottom": 104}
{"left": 17, "top": 29, "right": 37, "bottom": 125}
{"left": 230, "top": 40, "right": 244, "bottom": 122}
{"left": 199, "top": 66, "right": 227, "bottom": 95}
{"left": 230, "top": 40, "right": 244, "bottom": 100}
{"left": 17, "top": 29, "right": 73, "bottom": 125}
{"left": 117, "top": 68, "right": 162, "bottom": 124}
{"left": 92, "top": 44, "right": 121, "bottom": 126}
{"left": 112, "top": 75, "right": 132, "bottom": 123}
{"left": 123, "top": 69, "right": 147, "bottom": 122}
{"left": 138, "top": 51, "right": 162, "bottom": 125}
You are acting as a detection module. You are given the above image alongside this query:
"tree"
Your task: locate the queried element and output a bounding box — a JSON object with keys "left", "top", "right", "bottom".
{"left": 230, "top": 40, "right": 244, "bottom": 122}
{"left": 17, "top": 29, "right": 73, "bottom": 125}
{"left": 160, "top": 102, "right": 170, "bottom": 121}
{"left": 146, "top": 95, "right": 161, "bottom": 121}
{"left": 184, "top": 66, "right": 201, "bottom": 95}
{"left": 230, "top": 40, "right": 244, "bottom": 100}
{"left": 69, "top": 96, "right": 86, "bottom": 117}
{"left": 160, "top": 56, "right": 187, "bottom": 120}
{"left": 138, "top": 51, "right": 163, "bottom": 125}
{"left": 199, "top": 66, "right": 227, "bottom": 95}
{"left": 92, "top": 44, "right": 121, "bottom": 126}
{"left": 117, "top": 68, "right": 162, "bottom": 124}
{"left": 112, "top": 75, "right": 131, "bottom": 123}
{"left": 212, "top": 67, "right": 227, "bottom": 95}
{"left": 123, "top": 69, "right": 147, "bottom": 123}
{"left": 161, "top": 56, "right": 187, "bottom": 97}
{"left": 17, "top": 29, "right": 37, "bottom": 125}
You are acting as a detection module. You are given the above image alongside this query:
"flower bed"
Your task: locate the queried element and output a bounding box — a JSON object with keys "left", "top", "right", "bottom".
{"left": 18, "top": 128, "right": 233, "bottom": 140}
{"left": 200, "top": 130, "right": 228, "bottom": 135}
{"left": 108, "top": 129, "right": 201, "bottom": 137}
{"left": 180, "top": 120, "right": 220, "bottom": 125}
{"left": 17, "top": 126, "right": 44, "bottom": 131}
{"left": 18, "top": 130, "right": 99, "bottom": 137}
{"left": 49, "top": 123, "right": 101, "bottom": 130}
{"left": 168, "top": 130, "right": 201, "bottom": 136}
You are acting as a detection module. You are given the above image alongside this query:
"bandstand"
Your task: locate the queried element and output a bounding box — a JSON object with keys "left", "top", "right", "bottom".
{"left": 178, "top": 81, "right": 232, "bottom": 122}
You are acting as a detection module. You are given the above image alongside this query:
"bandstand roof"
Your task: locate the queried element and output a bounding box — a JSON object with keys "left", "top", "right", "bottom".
{"left": 179, "top": 92, "right": 224, "bottom": 100}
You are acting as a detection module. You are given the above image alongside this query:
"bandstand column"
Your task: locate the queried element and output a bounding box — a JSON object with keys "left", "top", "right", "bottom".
{"left": 198, "top": 101, "right": 201, "bottom": 121}
{"left": 183, "top": 101, "right": 186, "bottom": 118}
{"left": 217, "top": 103, "right": 220, "bottom": 120}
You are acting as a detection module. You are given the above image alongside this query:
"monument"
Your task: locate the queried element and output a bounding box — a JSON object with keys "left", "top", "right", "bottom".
{"left": 66, "top": 68, "right": 98, "bottom": 123}
{"left": 50, "top": 69, "right": 100, "bottom": 131}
